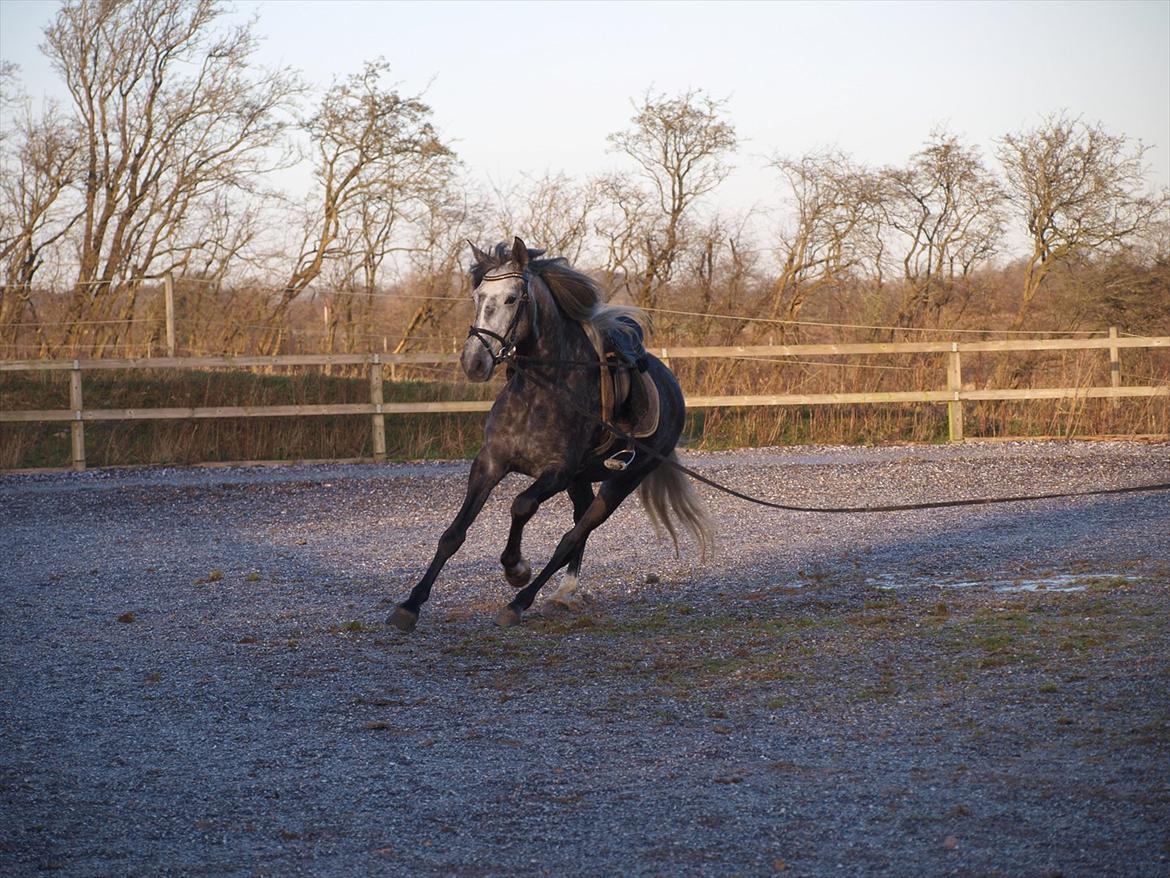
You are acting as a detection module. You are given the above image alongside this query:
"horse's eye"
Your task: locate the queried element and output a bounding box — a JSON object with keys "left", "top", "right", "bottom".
{"left": 505, "top": 295, "right": 517, "bottom": 305}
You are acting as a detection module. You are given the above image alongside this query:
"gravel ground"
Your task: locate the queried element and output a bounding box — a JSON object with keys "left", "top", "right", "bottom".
{"left": 2, "top": 440, "right": 1168, "bottom": 877}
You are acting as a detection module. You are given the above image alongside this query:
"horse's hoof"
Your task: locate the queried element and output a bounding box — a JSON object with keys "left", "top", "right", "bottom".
{"left": 496, "top": 605, "right": 522, "bottom": 628}
{"left": 388, "top": 606, "right": 418, "bottom": 633}
{"left": 504, "top": 560, "right": 531, "bottom": 587}
{"left": 547, "top": 594, "right": 582, "bottom": 613}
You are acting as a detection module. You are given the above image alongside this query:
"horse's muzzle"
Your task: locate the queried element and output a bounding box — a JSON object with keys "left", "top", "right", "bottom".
{"left": 461, "top": 338, "right": 495, "bottom": 382}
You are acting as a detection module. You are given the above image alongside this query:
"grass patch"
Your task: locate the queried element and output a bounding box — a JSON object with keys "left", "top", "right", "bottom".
{"left": 1080, "top": 575, "right": 1134, "bottom": 591}
{"left": 334, "top": 580, "right": 1163, "bottom": 720}
{"left": 1, "top": 369, "right": 496, "bottom": 468}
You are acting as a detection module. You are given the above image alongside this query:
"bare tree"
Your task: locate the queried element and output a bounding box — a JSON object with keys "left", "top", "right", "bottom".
{"left": 593, "top": 172, "right": 657, "bottom": 302}
{"left": 0, "top": 102, "right": 82, "bottom": 345}
{"left": 492, "top": 172, "right": 599, "bottom": 264}
{"left": 393, "top": 191, "right": 487, "bottom": 355}
{"left": 1, "top": 64, "right": 70, "bottom": 354}
{"left": 880, "top": 131, "right": 1005, "bottom": 328}
{"left": 0, "top": 60, "right": 20, "bottom": 125}
{"left": 684, "top": 211, "right": 761, "bottom": 342}
{"left": 767, "top": 150, "right": 885, "bottom": 336}
{"left": 605, "top": 88, "right": 737, "bottom": 308}
{"left": 38, "top": 0, "right": 301, "bottom": 353}
{"left": 998, "top": 114, "right": 1169, "bottom": 327}
{"left": 273, "top": 59, "right": 455, "bottom": 354}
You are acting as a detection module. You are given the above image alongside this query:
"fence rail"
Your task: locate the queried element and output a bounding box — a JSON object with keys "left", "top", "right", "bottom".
{"left": 2, "top": 332, "right": 1167, "bottom": 470}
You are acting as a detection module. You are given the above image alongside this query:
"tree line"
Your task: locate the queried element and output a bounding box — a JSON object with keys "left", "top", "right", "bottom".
{"left": 1, "top": 0, "right": 1167, "bottom": 360}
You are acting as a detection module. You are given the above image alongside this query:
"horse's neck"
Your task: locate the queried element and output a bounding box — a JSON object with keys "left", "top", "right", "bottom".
{"left": 497, "top": 284, "right": 599, "bottom": 454}
{"left": 528, "top": 285, "right": 593, "bottom": 364}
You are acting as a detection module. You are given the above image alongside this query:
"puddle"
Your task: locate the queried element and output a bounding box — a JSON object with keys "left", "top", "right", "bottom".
{"left": 866, "top": 572, "right": 1139, "bottom": 593}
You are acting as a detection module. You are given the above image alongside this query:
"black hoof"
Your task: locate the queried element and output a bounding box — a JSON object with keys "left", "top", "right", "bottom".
{"left": 388, "top": 605, "right": 418, "bottom": 633}
{"left": 505, "top": 559, "right": 532, "bottom": 587}
{"left": 496, "top": 605, "right": 522, "bottom": 628}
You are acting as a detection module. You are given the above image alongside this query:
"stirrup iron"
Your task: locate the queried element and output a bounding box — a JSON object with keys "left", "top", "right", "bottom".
{"left": 604, "top": 448, "right": 636, "bottom": 472}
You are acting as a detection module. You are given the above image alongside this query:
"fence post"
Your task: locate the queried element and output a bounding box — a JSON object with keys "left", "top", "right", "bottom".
{"left": 69, "top": 360, "right": 86, "bottom": 471}
{"left": 369, "top": 355, "right": 386, "bottom": 462}
{"left": 322, "top": 304, "right": 332, "bottom": 376}
{"left": 947, "top": 343, "right": 964, "bottom": 443}
{"left": 1108, "top": 326, "right": 1120, "bottom": 409}
{"left": 164, "top": 272, "right": 176, "bottom": 357}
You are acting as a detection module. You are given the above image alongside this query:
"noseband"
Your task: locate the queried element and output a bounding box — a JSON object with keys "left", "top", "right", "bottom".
{"left": 467, "top": 270, "right": 530, "bottom": 365}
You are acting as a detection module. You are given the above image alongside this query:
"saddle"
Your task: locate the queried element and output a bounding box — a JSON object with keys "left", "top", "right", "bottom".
{"left": 581, "top": 320, "right": 660, "bottom": 457}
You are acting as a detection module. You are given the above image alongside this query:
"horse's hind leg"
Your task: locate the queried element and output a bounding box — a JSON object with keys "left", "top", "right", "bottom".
{"left": 389, "top": 455, "right": 504, "bottom": 632}
{"left": 498, "top": 475, "right": 639, "bottom": 627}
{"left": 547, "top": 476, "right": 595, "bottom": 607}
{"left": 499, "top": 470, "right": 569, "bottom": 587}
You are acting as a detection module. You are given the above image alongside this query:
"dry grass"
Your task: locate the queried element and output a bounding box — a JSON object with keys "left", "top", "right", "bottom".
{"left": 674, "top": 346, "right": 1168, "bottom": 449}
{"left": 2, "top": 343, "right": 1165, "bottom": 469}
{"left": 2, "top": 275, "right": 1166, "bottom": 468}
{"left": 0, "top": 368, "right": 494, "bottom": 468}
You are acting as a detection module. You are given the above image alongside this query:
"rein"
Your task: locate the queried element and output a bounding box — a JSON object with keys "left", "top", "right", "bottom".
{"left": 511, "top": 356, "right": 1170, "bottom": 514}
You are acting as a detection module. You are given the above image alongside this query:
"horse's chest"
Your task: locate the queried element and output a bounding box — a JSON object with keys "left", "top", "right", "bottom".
{"left": 487, "top": 393, "right": 588, "bottom": 468}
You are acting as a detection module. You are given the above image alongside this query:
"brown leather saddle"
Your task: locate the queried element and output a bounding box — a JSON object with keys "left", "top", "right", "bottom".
{"left": 581, "top": 323, "right": 660, "bottom": 457}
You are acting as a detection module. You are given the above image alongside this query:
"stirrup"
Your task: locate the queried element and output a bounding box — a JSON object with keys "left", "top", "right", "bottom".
{"left": 604, "top": 447, "right": 636, "bottom": 472}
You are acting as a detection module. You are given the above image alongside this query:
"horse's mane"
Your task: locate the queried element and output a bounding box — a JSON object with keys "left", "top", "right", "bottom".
{"left": 471, "top": 242, "right": 650, "bottom": 339}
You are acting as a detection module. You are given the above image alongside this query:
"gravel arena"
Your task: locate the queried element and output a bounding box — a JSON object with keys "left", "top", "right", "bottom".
{"left": 2, "top": 440, "right": 1168, "bottom": 877}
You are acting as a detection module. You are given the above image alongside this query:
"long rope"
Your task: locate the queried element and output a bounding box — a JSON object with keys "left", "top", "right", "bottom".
{"left": 513, "top": 358, "right": 1170, "bottom": 514}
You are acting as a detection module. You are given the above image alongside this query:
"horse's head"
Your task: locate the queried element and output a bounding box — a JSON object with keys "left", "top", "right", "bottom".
{"left": 461, "top": 236, "right": 543, "bottom": 382}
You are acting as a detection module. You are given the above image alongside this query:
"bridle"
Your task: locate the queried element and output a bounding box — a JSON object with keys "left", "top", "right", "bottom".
{"left": 466, "top": 270, "right": 530, "bottom": 365}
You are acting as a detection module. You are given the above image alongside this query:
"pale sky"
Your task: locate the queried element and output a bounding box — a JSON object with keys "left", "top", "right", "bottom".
{"left": 2, "top": 0, "right": 1169, "bottom": 222}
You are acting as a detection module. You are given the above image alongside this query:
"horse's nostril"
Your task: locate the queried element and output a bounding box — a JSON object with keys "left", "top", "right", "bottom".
{"left": 463, "top": 355, "right": 491, "bottom": 382}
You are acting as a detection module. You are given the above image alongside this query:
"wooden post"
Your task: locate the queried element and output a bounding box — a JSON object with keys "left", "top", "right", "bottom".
{"left": 946, "top": 343, "right": 964, "bottom": 443}
{"left": 164, "top": 272, "right": 176, "bottom": 357}
{"left": 322, "top": 304, "right": 332, "bottom": 375}
{"left": 69, "top": 360, "right": 86, "bottom": 471}
{"left": 369, "top": 355, "right": 386, "bottom": 462}
{"left": 1108, "top": 326, "right": 1120, "bottom": 410}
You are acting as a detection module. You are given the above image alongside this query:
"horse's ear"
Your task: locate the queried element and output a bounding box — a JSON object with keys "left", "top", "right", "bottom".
{"left": 511, "top": 236, "right": 529, "bottom": 268}
{"left": 468, "top": 240, "right": 488, "bottom": 266}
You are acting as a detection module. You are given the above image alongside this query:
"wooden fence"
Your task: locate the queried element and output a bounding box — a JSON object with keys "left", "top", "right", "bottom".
{"left": 1, "top": 331, "right": 1167, "bottom": 470}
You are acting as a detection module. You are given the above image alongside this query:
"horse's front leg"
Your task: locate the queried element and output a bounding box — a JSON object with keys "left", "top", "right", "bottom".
{"left": 499, "top": 469, "right": 570, "bottom": 587}
{"left": 388, "top": 454, "right": 505, "bottom": 632}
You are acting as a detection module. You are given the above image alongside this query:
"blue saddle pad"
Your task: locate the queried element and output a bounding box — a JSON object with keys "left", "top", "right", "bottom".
{"left": 608, "top": 316, "right": 647, "bottom": 371}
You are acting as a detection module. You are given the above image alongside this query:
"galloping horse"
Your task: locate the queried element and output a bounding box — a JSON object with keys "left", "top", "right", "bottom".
{"left": 388, "top": 237, "right": 712, "bottom": 631}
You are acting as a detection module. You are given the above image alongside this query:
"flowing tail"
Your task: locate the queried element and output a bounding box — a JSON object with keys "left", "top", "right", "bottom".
{"left": 638, "top": 451, "right": 715, "bottom": 561}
